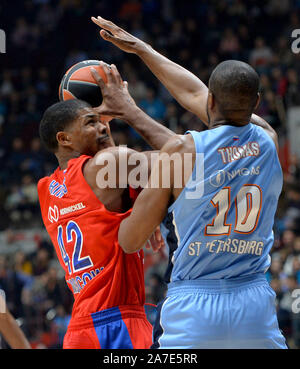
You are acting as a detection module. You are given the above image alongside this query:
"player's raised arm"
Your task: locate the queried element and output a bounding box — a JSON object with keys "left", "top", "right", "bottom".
{"left": 91, "top": 17, "right": 279, "bottom": 144}
{"left": 91, "top": 16, "right": 209, "bottom": 125}
{"left": 91, "top": 63, "right": 175, "bottom": 150}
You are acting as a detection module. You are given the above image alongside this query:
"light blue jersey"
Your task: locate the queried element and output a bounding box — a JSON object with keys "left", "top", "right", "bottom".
{"left": 153, "top": 123, "right": 287, "bottom": 349}
{"left": 161, "top": 123, "right": 282, "bottom": 282}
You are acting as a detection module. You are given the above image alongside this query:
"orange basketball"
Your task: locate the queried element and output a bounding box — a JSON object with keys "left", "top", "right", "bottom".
{"left": 58, "top": 60, "right": 109, "bottom": 107}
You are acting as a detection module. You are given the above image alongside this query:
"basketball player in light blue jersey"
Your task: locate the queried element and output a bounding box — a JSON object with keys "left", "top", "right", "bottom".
{"left": 92, "top": 17, "right": 288, "bottom": 349}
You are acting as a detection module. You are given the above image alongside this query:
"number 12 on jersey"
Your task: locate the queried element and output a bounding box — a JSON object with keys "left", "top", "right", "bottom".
{"left": 57, "top": 221, "right": 93, "bottom": 274}
{"left": 205, "top": 184, "right": 262, "bottom": 236}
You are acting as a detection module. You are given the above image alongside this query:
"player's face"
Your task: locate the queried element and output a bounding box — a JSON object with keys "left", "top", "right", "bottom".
{"left": 69, "top": 107, "right": 113, "bottom": 156}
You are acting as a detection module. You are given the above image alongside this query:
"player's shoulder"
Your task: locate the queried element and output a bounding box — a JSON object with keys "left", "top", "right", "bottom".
{"left": 37, "top": 174, "right": 51, "bottom": 192}
{"left": 37, "top": 164, "right": 60, "bottom": 187}
{"left": 85, "top": 146, "right": 136, "bottom": 172}
{"left": 249, "top": 115, "right": 279, "bottom": 153}
{"left": 37, "top": 175, "right": 52, "bottom": 208}
{"left": 251, "top": 122, "right": 276, "bottom": 139}
{"left": 250, "top": 123, "right": 278, "bottom": 153}
{"left": 37, "top": 165, "right": 61, "bottom": 194}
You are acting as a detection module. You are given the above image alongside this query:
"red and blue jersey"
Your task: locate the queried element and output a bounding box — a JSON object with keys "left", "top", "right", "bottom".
{"left": 38, "top": 155, "right": 150, "bottom": 348}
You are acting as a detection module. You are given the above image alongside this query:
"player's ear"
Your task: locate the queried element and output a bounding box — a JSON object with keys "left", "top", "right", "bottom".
{"left": 56, "top": 131, "right": 73, "bottom": 148}
{"left": 254, "top": 93, "right": 260, "bottom": 111}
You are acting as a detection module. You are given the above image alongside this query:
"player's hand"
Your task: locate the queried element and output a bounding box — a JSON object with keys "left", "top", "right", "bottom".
{"left": 90, "top": 62, "right": 137, "bottom": 119}
{"left": 145, "top": 227, "right": 165, "bottom": 253}
{"left": 91, "top": 16, "right": 146, "bottom": 54}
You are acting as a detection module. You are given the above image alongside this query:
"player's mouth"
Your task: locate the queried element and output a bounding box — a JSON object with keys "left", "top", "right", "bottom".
{"left": 97, "top": 134, "right": 109, "bottom": 144}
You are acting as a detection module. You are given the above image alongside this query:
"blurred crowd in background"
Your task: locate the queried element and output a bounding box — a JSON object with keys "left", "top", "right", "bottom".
{"left": 0, "top": 0, "right": 300, "bottom": 348}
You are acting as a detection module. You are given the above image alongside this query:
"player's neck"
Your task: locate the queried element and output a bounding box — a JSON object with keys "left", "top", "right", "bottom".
{"left": 56, "top": 150, "right": 82, "bottom": 170}
{"left": 210, "top": 119, "right": 249, "bottom": 129}
{"left": 209, "top": 114, "right": 251, "bottom": 129}
{"left": 208, "top": 107, "right": 252, "bottom": 129}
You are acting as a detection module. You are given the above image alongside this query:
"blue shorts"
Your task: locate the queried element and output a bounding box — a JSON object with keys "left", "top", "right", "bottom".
{"left": 152, "top": 274, "right": 287, "bottom": 349}
{"left": 64, "top": 305, "right": 153, "bottom": 349}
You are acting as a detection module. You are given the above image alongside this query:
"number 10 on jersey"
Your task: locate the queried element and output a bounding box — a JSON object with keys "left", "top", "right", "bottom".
{"left": 205, "top": 184, "right": 262, "bottom": 236}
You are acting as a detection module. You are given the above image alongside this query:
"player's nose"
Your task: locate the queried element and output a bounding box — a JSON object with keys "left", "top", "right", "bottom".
{"left": 97, "top": 122, "right": 107, "bottom": 135}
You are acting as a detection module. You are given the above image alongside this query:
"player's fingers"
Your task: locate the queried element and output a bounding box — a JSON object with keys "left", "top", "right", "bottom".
{"left": 154, "top": 227, "right": 162, "bottom": 243}
{"left": 155, "top": 227, "right": 162, "bottom": 239}
{"left": 90, "top": 67, "right": 105, "bottom": 90}
{"left": 94, "top": 103, "right": 107, "bottom": 116}
{"left": 91, "top": 16, "right": 119, "bottom": 34}
{"left": 150, "top": 235, "right": 160, "bottom": 253}
{"left": 99, "top": 30, "right": 131, "bottom": 52}
{"left": 154, "top": 228, "right": 164, "bottom": 252}
{"left": 110, "top": 64, "right": 123, "bottom": 85}
{"left": 99, "top": 61, "right": 113, "bottom": 85}
{"left": 99, "top": 29, "right": 116, "bottom": 42}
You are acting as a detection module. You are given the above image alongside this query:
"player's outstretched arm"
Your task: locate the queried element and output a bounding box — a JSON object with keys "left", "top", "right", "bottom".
{"left": 91, "top": 16, "right": 209, "bottom": 125}
{"left": 92, "top": 16, "right": 281, "bottom": 147}
{"left": 0, "top": 309, "right": 31, "bottom": 349}
{"left": 118, "top": 135, "right": 188, "bottom": 253}
{"left": 91, "top": 63, "right": 175, "bottom": 150}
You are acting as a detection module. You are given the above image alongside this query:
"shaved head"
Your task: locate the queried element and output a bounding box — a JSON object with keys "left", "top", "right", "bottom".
{"left": 208, "top": 60, "right": 259, "bottom": 117}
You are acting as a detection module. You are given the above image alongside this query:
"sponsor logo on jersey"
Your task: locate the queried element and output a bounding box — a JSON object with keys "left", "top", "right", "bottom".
{"left": 209, "top": 166, "right": 260, "bottom": 187}
{"left": 227, "top": 166, "right": 260, "bottom": 179}
{"left": 49, "top": 178, "right": 68, "bottom": 198}
{"left": 48, "top": 205, "right": 59, "bottom": 223}
{"left": 217, "top": 142, "right": 260, "bottom": 164}
{"left": 209, "top": 170, "right": 226, "bottom": 187}
{"left": 60, "top": 202, "right": 86, "bottom": 216}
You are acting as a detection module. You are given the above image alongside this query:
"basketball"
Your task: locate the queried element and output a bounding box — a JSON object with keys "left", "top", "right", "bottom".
{"left": 59, "top": 60, "right": 109, "bottom": 107}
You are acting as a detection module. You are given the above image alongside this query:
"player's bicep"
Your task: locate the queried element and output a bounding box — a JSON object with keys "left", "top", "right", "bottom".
{"left": 118, "top": 135, "right": 185, "bottom": 253}
{"left": 118, "top": 148, "right": 174, "bottom": 253}
{"left": 180, "top": 89, "right": 209, "bottom": 126}
{"left": 85, "top": 146, "right": 148, "bottom": 189}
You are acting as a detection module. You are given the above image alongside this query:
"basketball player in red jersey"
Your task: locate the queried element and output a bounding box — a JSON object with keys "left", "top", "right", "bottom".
{"left": 38, "top": 63, "right": 174, "bottom": 349}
